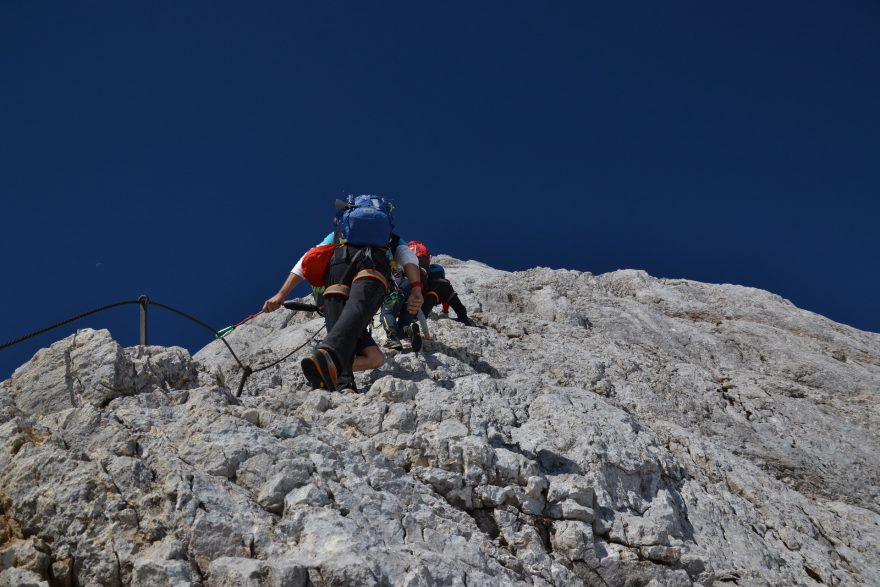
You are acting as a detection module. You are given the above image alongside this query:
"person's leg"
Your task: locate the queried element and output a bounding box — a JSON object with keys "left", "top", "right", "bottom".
{"left": 340, "top": 318, "right": 384, "bottom": 394}
{"left": 432, "top": 280, "right": 471, "bottom": 324}
{"left": 301, "top": 286, "right": 348, "bottom": 390}
{"left": 354, "top": 345, "right": 384, "bottom": 371}
{"left": 320, "top": 274, "right": 386, "bottom": 377}
{"left": 422, "top": 279, "right": 472, "bottom": 325}
{"left": 303, "top": 248, "right": 358, "bottom": 390}
{"left": 395, "top": 281, "right": 415, "bottom": 333}
{"left": 353, "top": 328, "right": 382, "bottom": 371}
{"left": 447, "top": 291, "right": 471, "bottom": 324}
{"left": 421, "top": 287, "right": 441, "bottom": 316}
{"left": 379, "top": 290, "right": 399, "bottom": 336}
{"left": 380, "top": 289, "right": 405, "bottom": 349}
{"left": 302, "top": 247, "right": 390, "bottom": 390}
{"left": 318, "top": 250, "right": 354, "bottom": 350}
{"left": 322, "top": 289, "right": 345, "bottom": 340}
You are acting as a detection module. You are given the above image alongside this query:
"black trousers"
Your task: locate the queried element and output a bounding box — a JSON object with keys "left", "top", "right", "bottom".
{"left": 321, "top": 246, "right": 389, "bottom": 386}
{"left": 423, "top": 278, "right": 468, "bottom": 319}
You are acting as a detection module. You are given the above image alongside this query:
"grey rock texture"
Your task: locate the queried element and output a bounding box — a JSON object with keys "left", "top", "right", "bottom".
{"left": 2, "top": 256, "right": 878, "bottom": 586}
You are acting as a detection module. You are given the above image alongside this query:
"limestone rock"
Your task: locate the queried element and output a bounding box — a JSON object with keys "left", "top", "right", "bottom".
{"left": 2, "top": 258, "right": 879, "bottom": 586}
{"left": 0, "top": 568, "right": 48, "bottom": 587}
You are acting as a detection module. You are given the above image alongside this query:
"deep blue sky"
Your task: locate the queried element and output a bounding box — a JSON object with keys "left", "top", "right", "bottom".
{"left": 2, "top": 2, "right": 878, "bottom": 379}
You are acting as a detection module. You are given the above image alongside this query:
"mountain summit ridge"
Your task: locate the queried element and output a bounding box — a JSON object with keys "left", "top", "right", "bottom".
{"left": 2, "top": 257, "right": 878, "bottom": 586}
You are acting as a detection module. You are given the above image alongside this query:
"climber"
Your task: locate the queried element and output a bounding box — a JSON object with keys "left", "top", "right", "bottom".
{"left": 379, "top": 272, "right": 430, "bottom": 352}
{"left": 407, "top": 240, "right": 475, "bottom": 326}
{"left": 262, "top": 195, "right": 423, "bottom": 393}
{"left": 379, "top": 240, "right": 474, "bottom": 350}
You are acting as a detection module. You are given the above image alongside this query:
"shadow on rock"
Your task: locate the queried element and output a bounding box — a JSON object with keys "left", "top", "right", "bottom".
{"left": 537, "top": 449, "right": 583, "bottom": 475}
{"left": 421, "top": 339, "right": 502, "bottom": 379}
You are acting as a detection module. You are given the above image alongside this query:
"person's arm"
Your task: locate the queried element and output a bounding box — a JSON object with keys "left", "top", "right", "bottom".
{"left": 394, "top": 242, "right": 424, "bottom": 314}
{"left": 404, "top": 262, "right": 423, "bottom": 314}
{"left": 417, "top": 309, "right": 431, "bottom": 339}
{"left": 264, "top": 233, "right": 335, "bottom": 313}
{"left": 263, "top": 266, "right": 305, "bottom": 313}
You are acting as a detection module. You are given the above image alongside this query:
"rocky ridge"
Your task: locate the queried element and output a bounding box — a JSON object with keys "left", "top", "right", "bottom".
{"left": 1, "top": 256, "right": 878, "bottom": 586}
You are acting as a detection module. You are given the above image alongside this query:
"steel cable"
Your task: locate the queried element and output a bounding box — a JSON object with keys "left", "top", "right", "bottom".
{"left": 2, "top": 297, "right": 325, "bottom": 397}
{"left": 235, "top": 324, "right": 325, "bottom": 397}
{"left": 147, "top": 301, "right": 248, "bottom": 371}
{"left": 251, "top": 325, "right": 324, "bottom": 375}
{"left": 0, "top": 300, "right": 142, "bottom": 351}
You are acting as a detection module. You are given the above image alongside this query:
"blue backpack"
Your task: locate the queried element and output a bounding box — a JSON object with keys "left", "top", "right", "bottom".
{"left": 335, "top": 195, "right": 395, "bottom": 247}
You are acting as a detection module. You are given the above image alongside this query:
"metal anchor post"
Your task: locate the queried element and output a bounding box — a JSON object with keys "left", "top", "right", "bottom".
{"left": 138, "top": 295, "right": 149, "bottom": 346}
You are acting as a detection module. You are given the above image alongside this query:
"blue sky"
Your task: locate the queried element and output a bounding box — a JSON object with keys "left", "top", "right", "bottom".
{"left": 2, "top": 1, "right": 878, "bottom": 378}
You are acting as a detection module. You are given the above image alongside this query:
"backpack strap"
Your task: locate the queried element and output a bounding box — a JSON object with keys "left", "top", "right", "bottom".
{"left": 335, "top": 247, "right": 367, "bottom": 285}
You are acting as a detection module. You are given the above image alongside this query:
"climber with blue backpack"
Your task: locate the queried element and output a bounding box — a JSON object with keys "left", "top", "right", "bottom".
{"left": 262, "top": 195, "right": 423, "bottom": 393}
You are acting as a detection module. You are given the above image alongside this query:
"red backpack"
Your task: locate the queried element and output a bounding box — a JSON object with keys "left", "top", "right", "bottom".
{"left": 301, "top": 243, "right": 336, "bottom": 286}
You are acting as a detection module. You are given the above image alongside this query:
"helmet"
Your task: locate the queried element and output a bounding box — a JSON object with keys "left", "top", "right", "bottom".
{"left": 407, "top": 240, "right": 430, "bottom": 258}
{"left": 407, "top": 240, "right": 431, "bottom": 269}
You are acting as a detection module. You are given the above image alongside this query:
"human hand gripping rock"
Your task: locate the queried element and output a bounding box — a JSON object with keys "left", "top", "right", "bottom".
{"left": 407, "top": 287, "right": 423, "bottom": 314}
{"left": 262, "top": 294, "right": 284, "bottom": 313}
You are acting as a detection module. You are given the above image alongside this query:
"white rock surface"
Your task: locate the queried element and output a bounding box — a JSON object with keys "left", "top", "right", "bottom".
{"left": 1, "top": 256, "right": 878, "bottom": 586}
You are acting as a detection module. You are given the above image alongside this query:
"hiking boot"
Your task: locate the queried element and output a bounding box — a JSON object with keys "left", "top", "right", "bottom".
{"left": 336, "top": 378, "right": 359, "bottom": 395}
{"left": 385, "top": 334, "right": 404, "bottom": 351}
{"left": 300, "top": 348, "right": 337, "bottom": 390}
{"left": 404, "top": 323, "right": 422, "bottom": 353}
{"left": 456, "top": 316, "right": 475, "bottom": 327}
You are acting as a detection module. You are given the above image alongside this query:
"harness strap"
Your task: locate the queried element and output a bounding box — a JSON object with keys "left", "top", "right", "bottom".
{"left": 425, "top": 290, "right": 440, "bottom": 302}
{"left": 354, "top": 268, "right": 389, "bottom": 290}
{"left": 325, "top": 284, "right": 351, "bottom": 298}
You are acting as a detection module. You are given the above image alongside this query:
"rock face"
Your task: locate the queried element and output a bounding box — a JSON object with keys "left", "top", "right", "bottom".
{"left": 1, "top": 256, "right": 879, "bottom": 586}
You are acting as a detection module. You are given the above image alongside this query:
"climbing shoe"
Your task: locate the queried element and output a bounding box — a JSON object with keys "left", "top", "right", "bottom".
{"left": 404, "top": 323, "right": 422, "bottom": 353}
{"left": 385, "top": 334, "right": 404, "bottom": 351}
{"left": 300, "top": 348, "right": 337, "bottom": 390}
